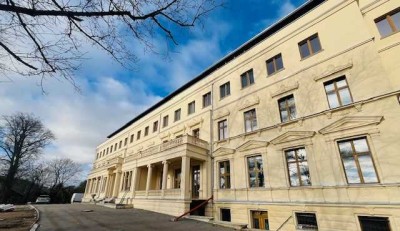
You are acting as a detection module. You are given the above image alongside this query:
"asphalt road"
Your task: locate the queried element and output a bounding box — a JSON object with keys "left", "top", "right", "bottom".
{"left": 35, "top": 204, "right": 232, "bottom": 231}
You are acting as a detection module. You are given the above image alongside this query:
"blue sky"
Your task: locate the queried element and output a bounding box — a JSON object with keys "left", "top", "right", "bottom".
{"left": 0, "top": 0, "right": 306, "bottom": 183}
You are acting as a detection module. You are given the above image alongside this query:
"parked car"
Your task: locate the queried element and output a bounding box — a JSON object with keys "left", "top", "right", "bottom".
{"left": 71, "top": 193, "right": 84, "bottom": 203}
{"left": 35, "top": 195, "right": 50, "bottom": 204}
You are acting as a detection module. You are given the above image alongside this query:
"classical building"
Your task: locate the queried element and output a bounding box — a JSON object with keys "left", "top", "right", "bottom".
{"left": 84, "top": 0, "right": 400, "bottom": 230}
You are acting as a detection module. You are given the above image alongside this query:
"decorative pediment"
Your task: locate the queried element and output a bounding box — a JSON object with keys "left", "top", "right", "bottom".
{"left": 213, "top": 109, "right": 230, "bottom": 120}
{"left": 271, "top": 131, "right": 316, "bottom": 145}
{"left": 319, "top": 116, "right": 384, "bottom": 135}
{"left": 314, "top": 62, "right": 353, "bottom": 81}
{"left": 187, "top": 118, "right": 203, "bottom": 128}
{"left": 238, "top": 96, "right": 260, "bottom": 111}
{"left": 160, "top": 132, "right": 170, "bottom": 139}
{"left": 213, "top": 147, "right": 235, "bottom": 156}
{"left": 271, "top": 82, "right": 299, "bottom": 98}
{"left": 237, "top": 140, "right": 269, "bottom": 152}
{"left": 172, "top": 125, "right": 186, "bottom": 135}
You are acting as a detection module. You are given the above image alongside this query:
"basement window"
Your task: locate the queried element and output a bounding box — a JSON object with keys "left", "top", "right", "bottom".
{"left": 220, "top": 208, "right": 231, "bottom": 222}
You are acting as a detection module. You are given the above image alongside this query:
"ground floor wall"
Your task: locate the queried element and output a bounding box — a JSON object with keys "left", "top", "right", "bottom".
{"left": 131, "top": 199, "right": 190, "bottom": 216}
{"left": 214, "top": 201, "right": 400, "bottom": 231}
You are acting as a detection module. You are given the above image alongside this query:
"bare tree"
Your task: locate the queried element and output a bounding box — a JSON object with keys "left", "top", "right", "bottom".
{"left": 46, "top": 158, "right": 81, "bottom": 189}
{"left": 0, "top": 0, "right": 222, "bottom": 87}
{"left": 0, "top": 112, "right": 55, "bottom": 203}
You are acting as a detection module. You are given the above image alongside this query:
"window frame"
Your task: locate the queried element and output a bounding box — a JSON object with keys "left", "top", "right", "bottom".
{"left": 240, "top": 69, "right": 255, "bottom": 88}
{"left": 218, "top": 119, "right": 228, "bottom": 141}
{"left": 266, "top": 53, "right": 284, "bottom": 76}
{"left": 144, "top": 126, "right": 149, "bottom": 136}
{"left": 298, "top": 33, "right": 322, "bottom": 59}
{"left": 153, "top": 121, "right": 158, "bottom": 133}
{"left": 219, "top": 160, "right": 231, "bottom": 189}
{"left": 247, "top": 155, "right": 264, "bottom": 188}
{"left": 188, "top": 101, "right": 195, "bottom": 115}
{"left": 324, "top": 76, "right": 353, "bottom": 109}
{"left": 285, "top": 147, "right": 312, "bottom": 187}
{"left": 220, "top": 208, "right": 231, "bottom": 222}
{"left": 192, "top": 128, "right": 200, "bottom": 138}
{"left": 358, "top": 216, "right": 391, "bottom": 231}
{"left": 278, "top": 94, "right": 297, "bottom": 123}
{"left": 295, "top": 212, "right": 318, "bottom": 230}
{"left": 130, "top": 134, "right": 134, "bottom": 143}
{"left": 174, "top": 109, "right": 181, "bottom": 122}
{"left": 337, "top": 136, "right": 379, "bottom": 184}
{"left": 203, "top": 92, "right": 212, "bottom": 108}
{"left": 220, "top": 82, "right": 231, "bottom": 99}
{"left": 244, "top": 109, "right": 258, "bottom": 133}
{"left": 375, "top": 8, "right": 400, "bottom": 38}
{"left": 251, "top": 210, "right": 269, "bottom": 230}
{"left": 137, "top": 130, "right": 141, "bottom": 140}
{"left": 163, "top": 115, "right": 169, "bottom": 128}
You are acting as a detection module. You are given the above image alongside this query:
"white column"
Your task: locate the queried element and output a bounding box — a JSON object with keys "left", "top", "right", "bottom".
{"left": 112, "top": 171, "right": 122, "bottom": 197}
{"left": 162, "top": 161, "right": 169, "bottom": 190}
{"left": 146, "top": 164, "right": 153, "bottom": 195}
{"left": 181, "top": 156, "right": 191, "bottom": 199}
{"left": 130, "top": 168, "right": 138, "bottom": 198}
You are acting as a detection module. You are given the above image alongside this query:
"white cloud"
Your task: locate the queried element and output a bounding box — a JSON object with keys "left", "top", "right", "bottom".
{"left": 278, "top": 1, "right": 297, "bottom": 18}
{"left": 0, "top": 75, "right": 162, "bottom": 181}
{"left": 0, "top": 14, "right": 230, "bottom": 184}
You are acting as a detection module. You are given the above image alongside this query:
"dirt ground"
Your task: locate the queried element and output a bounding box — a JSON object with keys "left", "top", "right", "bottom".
{"left": 0, "top": 206, "right": 37, "bottom": 231}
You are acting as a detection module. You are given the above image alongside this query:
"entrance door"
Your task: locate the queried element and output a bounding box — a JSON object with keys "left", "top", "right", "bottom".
{"left": 192, "top": 165, "right": 200, "bottom": 198}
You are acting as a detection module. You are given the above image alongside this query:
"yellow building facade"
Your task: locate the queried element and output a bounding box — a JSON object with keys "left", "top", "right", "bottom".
{"left": 84, "top": 0, "right": 400, "bottom": 230}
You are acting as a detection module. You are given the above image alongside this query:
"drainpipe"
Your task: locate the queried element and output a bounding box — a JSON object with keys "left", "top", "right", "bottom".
{"left": 209, "top": 82, "right": 215, "bottom": 218}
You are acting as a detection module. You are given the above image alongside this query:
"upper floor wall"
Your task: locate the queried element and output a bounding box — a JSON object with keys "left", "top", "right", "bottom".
{"left": 93, "top": 0, "right": 400, "bottom": 163}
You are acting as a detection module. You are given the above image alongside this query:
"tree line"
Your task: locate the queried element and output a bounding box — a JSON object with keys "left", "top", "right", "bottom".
{"left": 0, "top": 112, "right": 84, "bottom": 204}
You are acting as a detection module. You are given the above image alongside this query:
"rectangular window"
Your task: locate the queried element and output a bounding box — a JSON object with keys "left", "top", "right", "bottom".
{"left": 324, "top": 76, "right": 353, "bottom": 108}
{"left": 359, "top": 216, "right": 391, "bottom": 231}
{"left": 114, "top": 143, "right": 117, "bottom": 151}
{"left": 298, "top": 34, "right": 322, "bottom": 59}
{"left": 247, "top": 155, "right": 264, "bottom": 188}
{"left": 119, "top": 141, "right": 122, "bottom": 149}
{"left": 203, "top": 92, "right": 212, "bottom": 108}
{"left": 188, "top": 101, "right": 195, "bottom": 115}
{"left": 163, "top": 115, "right": 169, "bottom": 127}
{"left": 244, "top": 109, "right": 257, "bottom": 132}
{"left": 338, "top": 137, "right": 379, "bottom": 184}
{"left": 266, "top": 54, "right": 284, "bottom": 75}
{"left": 130, "top": 134, "right": 134, "bottom": 143}
{"left": 296, "top": 213, "right": 318, "bottom": 230}
{"left": 174, "top": 169, "right": 181, "bottom": 189}
{"left": 137, "top": 131, "right": 141, "bottom": 140}
{"left": 220, "top": 82, "right": 231, "bottom": 99}
{"left": 110, "top": 146, "right": 113, "bottom": 153}
{"left": 220, "top": 208, "right": 231, "bottom": 222}
{"left": 251, "top": 211, "right": 269, "bottom": 230}
{"left": 278, "top": 94, "right": 296, "bottom": 122}
{"left": 219, "top": 161, "right": 231, "bottom": 189}
{"left": 241, "top": 69, "right": 255, "bottom": 88}
{"left": 174, "top": 109, "right": 181, "bottom": 122}
{"left": 375, "top": 9, "right": 400, "bottom": 37}
{"left": 286, "top": 148, "right": 311, "bottom": 187}
{"left": 218, "top": 119, "right": 228, "bottom": 140}
{"left": 153, "top": 121, "right": 158, "bottom": 133}
{"left": 192, "top": 128, "right": 200, "bottom": 138}
{"left": 106, "top": 147, "right": 109, "bottom": 154}
{"left": 124, "top": 137, "right": 128, "bottom": 146}
{"left": 144, "top": 126, "right": 149, "bottom": 136}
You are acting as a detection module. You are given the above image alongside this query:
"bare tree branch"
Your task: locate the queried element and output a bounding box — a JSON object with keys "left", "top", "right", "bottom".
{"left": 0, "top": 0, "right": 223, "bottom": 88}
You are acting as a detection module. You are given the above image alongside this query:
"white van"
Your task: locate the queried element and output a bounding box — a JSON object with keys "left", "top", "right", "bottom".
{"left": 71, "top": 193, "right": 84, "bottom": 203}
